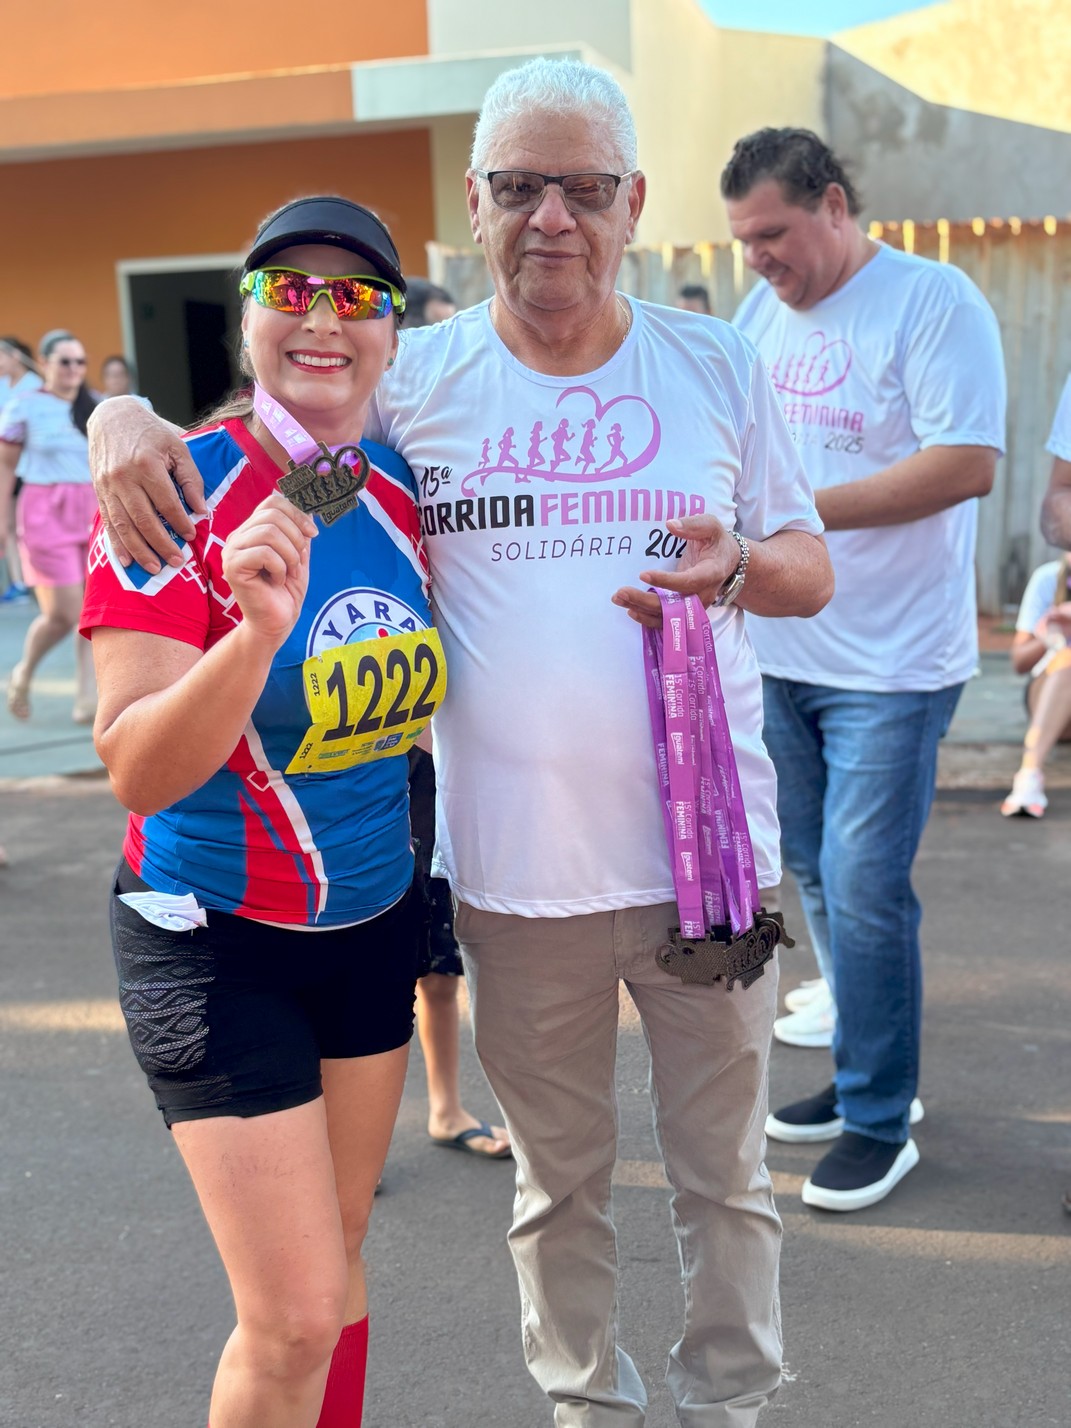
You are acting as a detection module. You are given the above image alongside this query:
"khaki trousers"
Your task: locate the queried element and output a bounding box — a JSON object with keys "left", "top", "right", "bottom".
{"left": 454, "top": 899, "right": 783, "bottom": 1427}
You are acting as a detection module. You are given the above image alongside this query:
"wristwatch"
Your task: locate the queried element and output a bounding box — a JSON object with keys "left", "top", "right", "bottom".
{"left": 713, "top": 531, "right": 750, "bottom": 607}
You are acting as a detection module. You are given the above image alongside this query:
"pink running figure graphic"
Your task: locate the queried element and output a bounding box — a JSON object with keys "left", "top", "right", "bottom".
{"left": 576, "top": 418, "right": 598, "bottom": 474}
{"left": 597, "top": 421, "right": 627, "bottom": 471}
{"left": 497, "top": 426, "right": 519, "bottom": 467}
{"left": 526, "top": 420, "right": 547, "bottom": 468}
{"left": 459, "top": 385, "right": 661, "bottom": 493}
{"left": 549, "top": 418, "right": 574, "bottom": 471}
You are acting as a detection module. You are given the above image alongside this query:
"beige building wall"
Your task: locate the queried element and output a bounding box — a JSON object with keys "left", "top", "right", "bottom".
{"left": 427, "top": 0, "right": 633, "bottom": 69}
{"left": 430, "top": 115, "right": 480, "bottom": 253}
{"left": 707, "top": 30, "right": 826, "bottom": 242}
{"left": 837, "top": 0, "right": 1071, "bottom": 134}
{"left": 630, "top": 8, "right": 825, "bottom": 245}
{"left": 627, "top": 0, "right": 724, "bottom": 246}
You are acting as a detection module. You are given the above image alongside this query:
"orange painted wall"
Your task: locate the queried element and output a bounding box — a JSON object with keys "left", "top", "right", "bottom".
{"left": 0, "top": 69, "right": 359, "bottom": 154}
{"left": 2, "top": 1, "right": 429, "bottom": 97}
{"left": 0, "top": 130, "right": 435, "bottom": 373}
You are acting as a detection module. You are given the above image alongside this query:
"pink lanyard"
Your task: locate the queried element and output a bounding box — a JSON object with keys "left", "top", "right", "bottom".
{"left": 643, "top": 590, "right": 760, "bottom": 940}
{"left": 252, "top": 383, "right": 368, "bottom": 524}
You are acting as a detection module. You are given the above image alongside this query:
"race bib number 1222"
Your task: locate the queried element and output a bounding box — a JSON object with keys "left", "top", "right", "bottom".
{"left": 287, "top": 627, "right": 446, "bottom": 775}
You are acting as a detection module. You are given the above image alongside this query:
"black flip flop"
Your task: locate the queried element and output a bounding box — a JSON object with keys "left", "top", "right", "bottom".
{"left": 430, "top": 1119, "right": 512, "bottom": 1160}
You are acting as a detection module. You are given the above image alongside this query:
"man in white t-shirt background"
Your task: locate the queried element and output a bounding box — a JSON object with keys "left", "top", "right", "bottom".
{"left": 89, "top": 60, "right": 833, "bottom": 1428}
{"left": 722, "top": 128, "right": 1007, "bottom": 1212}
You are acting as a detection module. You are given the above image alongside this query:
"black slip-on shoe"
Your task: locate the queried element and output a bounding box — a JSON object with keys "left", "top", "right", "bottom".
{"left": 766, "top": 1084, "right": 842, "bottom": 1143}
{"left": 767, "top": 1086, "right": 925, "bottom": 1145}
{"left": 802, "top": 1132, "right": 919, "bottom": 1212}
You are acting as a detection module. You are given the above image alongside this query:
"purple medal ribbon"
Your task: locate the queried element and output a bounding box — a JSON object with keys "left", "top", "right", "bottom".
{"left": 643, "top": 590, "right": 760, "bottom": 940}
{"left": 252, "top": 383, "right": 360, "bottom": 468}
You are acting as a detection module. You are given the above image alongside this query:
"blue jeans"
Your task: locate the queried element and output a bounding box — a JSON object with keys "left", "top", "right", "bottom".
{"left": 762, "top": 677, "right": 963, "bottom": 1144}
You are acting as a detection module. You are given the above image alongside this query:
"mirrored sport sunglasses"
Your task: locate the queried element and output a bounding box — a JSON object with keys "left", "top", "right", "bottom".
{"left": 475, "top": 169, "right": 638, "bottom": 214}
{"left": 239, "top": 268, "right": 406, "bottom": 320}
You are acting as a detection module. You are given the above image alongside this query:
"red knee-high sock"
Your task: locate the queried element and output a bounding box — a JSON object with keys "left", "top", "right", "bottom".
{"left": 316, "top": 1316, "right": 369, "bottom": 1428}
{"left": 205, "top": 1316, "right": 368, "bottom": 1428}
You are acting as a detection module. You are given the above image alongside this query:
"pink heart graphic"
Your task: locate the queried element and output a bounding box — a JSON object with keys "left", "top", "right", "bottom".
{"left": 461, "top": 385, "right": 661, "bottom": 494}
{"left": 771, "top": 331, "right": 852, "bottom": 398}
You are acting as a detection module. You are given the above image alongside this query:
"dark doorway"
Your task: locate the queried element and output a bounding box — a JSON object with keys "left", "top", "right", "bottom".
{"left": 185, "top": 300, "right": 232, "bottom": 421}
{"left": 126, "top": 267, "right": 242, "bottom": 426}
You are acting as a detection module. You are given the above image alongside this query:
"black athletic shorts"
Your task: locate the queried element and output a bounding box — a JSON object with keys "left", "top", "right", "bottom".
{"left": 110, "top": 860, "right": 419, "bottom": 1127}
{"left": 408, "top": 748, "right": 463, "bottom": 978}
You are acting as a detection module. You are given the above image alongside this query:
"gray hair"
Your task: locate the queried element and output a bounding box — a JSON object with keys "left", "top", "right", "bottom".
{"left": 471, "top": 58, "right": 638, "bottom": 172}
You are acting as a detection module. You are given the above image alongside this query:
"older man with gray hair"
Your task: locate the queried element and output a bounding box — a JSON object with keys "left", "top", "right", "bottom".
{"left": 89, "top": 59, "right": 830, "bottom": 1427}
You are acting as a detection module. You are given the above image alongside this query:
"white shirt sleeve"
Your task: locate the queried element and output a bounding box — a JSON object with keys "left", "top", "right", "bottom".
{"left": 1047, "top": 375, "right": 1071, "bottom": 461}
{"left": 901, "top": 296, "right": 1007, "bottom": 454}
{"left": 0, "top": 395, "right": 26, "bottom": 445}
{"left": 1016, "top": 562, "right": 1061, "bottom": 634}
{"left": 734, "top": 351, "right": 824, "bottom": 541}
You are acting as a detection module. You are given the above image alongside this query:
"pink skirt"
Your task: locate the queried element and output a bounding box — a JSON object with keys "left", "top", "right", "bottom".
{"left": 16, "top": 482, "right": 100, "bottom": 588}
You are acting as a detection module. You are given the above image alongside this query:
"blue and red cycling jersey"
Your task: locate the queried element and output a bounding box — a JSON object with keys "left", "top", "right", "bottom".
{"left": 81, "top": 418, "right": 433, "bottom": 927}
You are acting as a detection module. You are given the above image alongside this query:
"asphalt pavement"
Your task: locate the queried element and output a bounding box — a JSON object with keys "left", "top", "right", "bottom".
{"left": 1, "top": 598, "right": 1069, "bottom": 1428}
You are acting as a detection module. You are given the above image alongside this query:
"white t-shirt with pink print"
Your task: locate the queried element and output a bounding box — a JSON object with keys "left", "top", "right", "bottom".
{"left": 736, "top": 243, "right": 1006, "bottom": 693}
{"left": 368, "top": 299, "right": 822, "bottom": 914}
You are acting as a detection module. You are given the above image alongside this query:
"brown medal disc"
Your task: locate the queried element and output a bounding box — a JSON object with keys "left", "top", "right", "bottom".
{"left": 277, "top": 442, "right": 370, "bottom": 525}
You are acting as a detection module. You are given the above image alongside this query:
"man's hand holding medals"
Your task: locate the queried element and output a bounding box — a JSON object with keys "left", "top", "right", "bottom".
{"left": 611, "top": 512, "right": 747, "bottom": 627}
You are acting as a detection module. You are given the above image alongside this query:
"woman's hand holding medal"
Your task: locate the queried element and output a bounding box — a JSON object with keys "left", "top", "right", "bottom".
{"left": 222, "top": 492, "right": 318, "bottom": 648}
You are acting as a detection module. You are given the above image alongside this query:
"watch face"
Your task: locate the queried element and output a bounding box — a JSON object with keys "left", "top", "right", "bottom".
{"left": 715, "top": 572, "right": 744, "bottom": 607}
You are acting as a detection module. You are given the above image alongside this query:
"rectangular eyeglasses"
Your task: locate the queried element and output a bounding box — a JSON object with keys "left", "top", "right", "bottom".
{"left": 475, "top": 169, "right": 638, "bottom": 214}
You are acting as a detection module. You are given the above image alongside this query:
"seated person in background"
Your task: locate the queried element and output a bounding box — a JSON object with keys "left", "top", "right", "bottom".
{"left": 1002, "top": 552, "right": 1071, "bottom": 817}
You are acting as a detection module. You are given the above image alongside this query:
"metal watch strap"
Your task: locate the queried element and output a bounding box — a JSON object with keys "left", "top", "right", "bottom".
{"left": 713, "top": 531, "right": 749, "bottom": 607}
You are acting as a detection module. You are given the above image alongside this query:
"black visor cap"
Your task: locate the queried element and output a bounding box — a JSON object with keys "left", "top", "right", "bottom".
{"left": 243, "top": 196, "right": 406, "bottom": 294}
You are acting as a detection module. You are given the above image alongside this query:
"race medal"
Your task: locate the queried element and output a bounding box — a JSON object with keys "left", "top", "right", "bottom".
{"left": 656, "top": 913, "right": 795, "bottom": 992}
{"left": 277, "top": 442, "right": 370, "bottom": 526}
{"left": 287, "top": 626, "right": 447, "bottom": 775}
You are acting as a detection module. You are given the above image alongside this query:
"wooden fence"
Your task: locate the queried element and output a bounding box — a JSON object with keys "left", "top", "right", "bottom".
{"left": 430, "top": 219, "right": 1071, "bottom": 614}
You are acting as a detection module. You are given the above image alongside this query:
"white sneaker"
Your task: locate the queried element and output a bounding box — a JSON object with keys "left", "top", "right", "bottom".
{"left": 784, "top": 977, "right": 829, "bottom": 1013}
{"left": 774, "top": 982, "right": 836, "bottom": 1047}
{"left": 1001, "top": 768, "right": 1047, "bottom": 818}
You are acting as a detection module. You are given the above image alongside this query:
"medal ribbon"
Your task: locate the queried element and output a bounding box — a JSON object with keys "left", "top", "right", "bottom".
{"left": 253, "top": 383, "right": 363, "bottom": 470}
{"left": 643, "top": 590, "right": 760, "bottom": 939}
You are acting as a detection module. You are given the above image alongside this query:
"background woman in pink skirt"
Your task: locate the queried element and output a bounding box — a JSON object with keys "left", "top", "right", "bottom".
{"left": 0, "top": 329, "right": 100, "bottom": 723}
